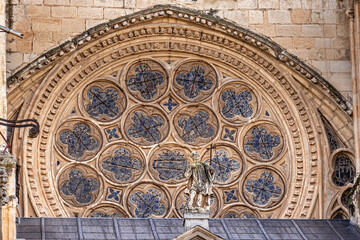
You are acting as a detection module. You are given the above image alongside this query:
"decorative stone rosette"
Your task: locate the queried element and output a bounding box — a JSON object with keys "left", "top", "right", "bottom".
{"left": 125, "top": 60, "right": 168, "bottom": 102}
{"left": 81, "top": 80, "right": 126, "bottom": 122}
{"left": 58, "top": 165, "right": 102, "bottom": 207}
{"left": 173, "top": 61, "right": 217, "bottom": 102}
{"left": 243, "top": 123, "right": 284, "bottom": 162}
{"left": 98, "top": 143, "right": 145, "bottom": 184}
{"left": 124, "top": 105, "right": 169, "bottom": 146}
{"left": 173, "top": 105, "right": 219, "bottom": 146}
{"left": 127, "top": 183, "right": 170, "bottom": 218}
{"left": 55, "top": 120, "right": 102, "bottom": 161}
{"left": 218, "top": 82, "right": 258, "bottom": 124}
{"left": 201, "top": 144, "right": 244, "bottom": 185}
{"left": 149, "top": 144, "right": 191, "bottom": 184}
{"left": 242, "top": 168, "right": 285, "bottom": 208}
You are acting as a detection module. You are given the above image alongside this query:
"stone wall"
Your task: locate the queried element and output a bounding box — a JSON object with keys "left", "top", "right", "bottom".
{"left": 5, "top": 0, "right": 351, "bottom": 95}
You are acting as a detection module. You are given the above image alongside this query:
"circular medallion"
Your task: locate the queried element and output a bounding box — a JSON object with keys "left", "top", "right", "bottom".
{"left": 125, "top": 60, "right": 168, "bottom": 102}
{"left": 243, "top": 123, "right": 284, "bottom": 162}
{"left": 173, "top": 105, "right": 219, "bottom": 146}
{"left": 220, "top": 204, "right": 260, "bottom": 218}
{"left": 218, "top": 82, "right": 258, "bottom": 123}
{"left": 149, "top": 144, "right": 191, "bottom": 184}
{"left": 201, "top": 144, "right": 244, "bottom": 185}
{"left": 127, "top": 183, "right": 170, "bottom": 218}
{"left": 175, "top": 187, "right": 219, "bottom": 218}
{"left": 56, "top": 120, "right": 102, "bottom": 161}
{"left": 58, "top": 165, "right": 102, "bottom": 207}
{"left": 173, "top": 61, "right": 217, "bottom": 102}
{"left": 124, "top": 105, "right": 169, "bottom": 146}
{"left": 82, "top": 80, "right": 126, "bottom": 122}
{"left": 98, "top": 143, "right": 145, "bottom": 184}
{"left": 332, "top": 153, "right": 355, "bottom": 186}
{"left": 242, "top": 168, "right": 285, "bottom": 208}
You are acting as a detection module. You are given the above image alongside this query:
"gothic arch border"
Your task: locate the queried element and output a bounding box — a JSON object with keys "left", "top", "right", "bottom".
{"left": 7, "top": 5, "right": 353, "bottom": 218}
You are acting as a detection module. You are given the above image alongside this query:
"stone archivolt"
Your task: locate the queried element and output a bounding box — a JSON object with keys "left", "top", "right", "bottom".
{"left": 7, "top": 6, "right": 354, "bottom": 219}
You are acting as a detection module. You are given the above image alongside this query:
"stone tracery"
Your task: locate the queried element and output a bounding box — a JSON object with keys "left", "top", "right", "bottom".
{"left": 7, "top": 6, "right": 354, "bottom": 219}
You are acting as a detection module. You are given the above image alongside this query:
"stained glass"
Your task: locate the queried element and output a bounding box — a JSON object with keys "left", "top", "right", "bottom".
{"left": 244, "top": 126, "right": 281, "bottom": 160}
{"left": 152, "top": 151, "right": 188, "bottom": 181}
{"left": 127, "top": 65, "right": 164, "bottom": 100}
{"left": 175, "top": 65, "right": 213, "bottom": 99}
{"left": 59, "top": 123, "right": 99, "bottom": 159}
{"left": 86, "top": 87, "right": 120, "bottom": 120}
{"left": 102, "top": 147, "right": 142, "bottom": 182}
{"left": 128, "top": 112, "right": 164, "bottom": 143}
{"left": 221, "top": 89, "right": 254, "bottom": 118}
{"left": 129, "top": 188, "right": 166, "bottom": 218}
{"left": 178, "top": 111, "right": 215, "bottom": 143}
{"left": 245, "top": 171, "right": 282, "bottom": 206}
{"left": 333, "top": 155, "right": 355, "bottom": 186}
{"left": 60, "top": 169, "right": 99, "bottom": 204}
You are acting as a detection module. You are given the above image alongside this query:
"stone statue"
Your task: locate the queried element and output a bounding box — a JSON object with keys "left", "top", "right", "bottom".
{"left": 184, "top": 151, "right": 215, "bottom": 212}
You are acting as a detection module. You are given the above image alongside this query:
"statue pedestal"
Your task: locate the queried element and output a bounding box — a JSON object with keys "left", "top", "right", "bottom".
{"left": 183, "top": 210, "right": 210, "bottom": 232}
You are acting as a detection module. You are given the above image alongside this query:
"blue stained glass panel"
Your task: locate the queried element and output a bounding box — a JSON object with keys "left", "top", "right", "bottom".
{"left": 128, "top": 112, "right": 164, "bottom": 143}
{"left": 152, "top": 151, "right": 188, "bottom": 181}
{"left": 60, "top": 169, "right": 99, "bottom": 204}
{"left": 127, "top": 65, "right": 164, "bottom": 100}
{"left": 244, "top": 126, "right": 281, "bottom": 160}
{"left": 86, "top": 87, "right": 120, "bottom": 119}
{"left": 178, "top": 111, "right": 214, "bottom": 143}
{"left": 129, "top": 188, "right": 166, "bottom": 218}
{"left": 176, "top": 66, "right": 213, "bottom": 99}
{"left": 59, "top": 124, "right": 99, "bottom": 159}
{"left": 221, "top": 89, "right": 254, "bottom": 118}
{"left": 245, "top": 171, "right": 282, "bottom": 206}
{"left": 102, "top": 147, "right": 142, "bottom": 182}
{"left": 205, "top": 149, "right": 240, "bottom": 183}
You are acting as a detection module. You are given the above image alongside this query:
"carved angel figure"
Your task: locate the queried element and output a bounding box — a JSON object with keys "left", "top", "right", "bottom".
{"left": 184, "top": 151, "right": 215, "bottom": 212}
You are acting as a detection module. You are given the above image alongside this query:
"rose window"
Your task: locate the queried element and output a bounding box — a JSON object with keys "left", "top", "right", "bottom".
{"left": 55, "top": 58, "right": 289, "bottom": 218}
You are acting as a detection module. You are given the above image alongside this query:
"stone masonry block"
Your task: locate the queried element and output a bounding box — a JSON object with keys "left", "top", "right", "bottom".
{"left": 86, "top": 19, "right": 107, "bottom": 29}
{"left": 293, "top": 38, "right": 314, "bottom": 49}
{"left": 249, "top": 10, "right": 263, "bottom": 24}
{"left": 32, "top": 18, "right": 61, "bottom": 32}
{"left": 104, "top": 8, "right": 132, "bottom": 20}
{"left": 224, "top": 10, "right": 249, "bottom": 26}
{"left": 26, "top": 5, "right": 50, "bottom": 18}
{"left": 292, "top": 10, "right": 311, "bottom": 24}
{"left": 330, "top": 60, "right": 351, "bottom": 73}
{"left": 323, "top": 25, "right": 337, "bottom": 37}
{"left": 276, "top": 25, "right": 302, "bottom": 37}
{"left": 62, "top": 19, "right": 85, "bottom": 33}
{"left": 301, "top": 25, "right": 323, "bottom": 37}
{"left": 259, "top": 0, "right": 279, "bottom": 9}
{"left": 78, "top": 7, "right": 104, "bottom": 19}
{"left": 280, "top": 0, "right": 301, "bottom": 9}
{"left": 51, "top": 6, "right": 77, "bottom": 18}
{"left": 94, "top": 0, "right": 123, "bottom": 8}
{"left": 70, "top": 0, "right": 93, "bottom": 6}
{"left": 44, "top": 0, "right": 69, "bottom": 5}
{"left": 237, "top": 0, "right": 257, "bottom": 9}
{"left": 268, "top": 10, "right": 291, "bottom": 23}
